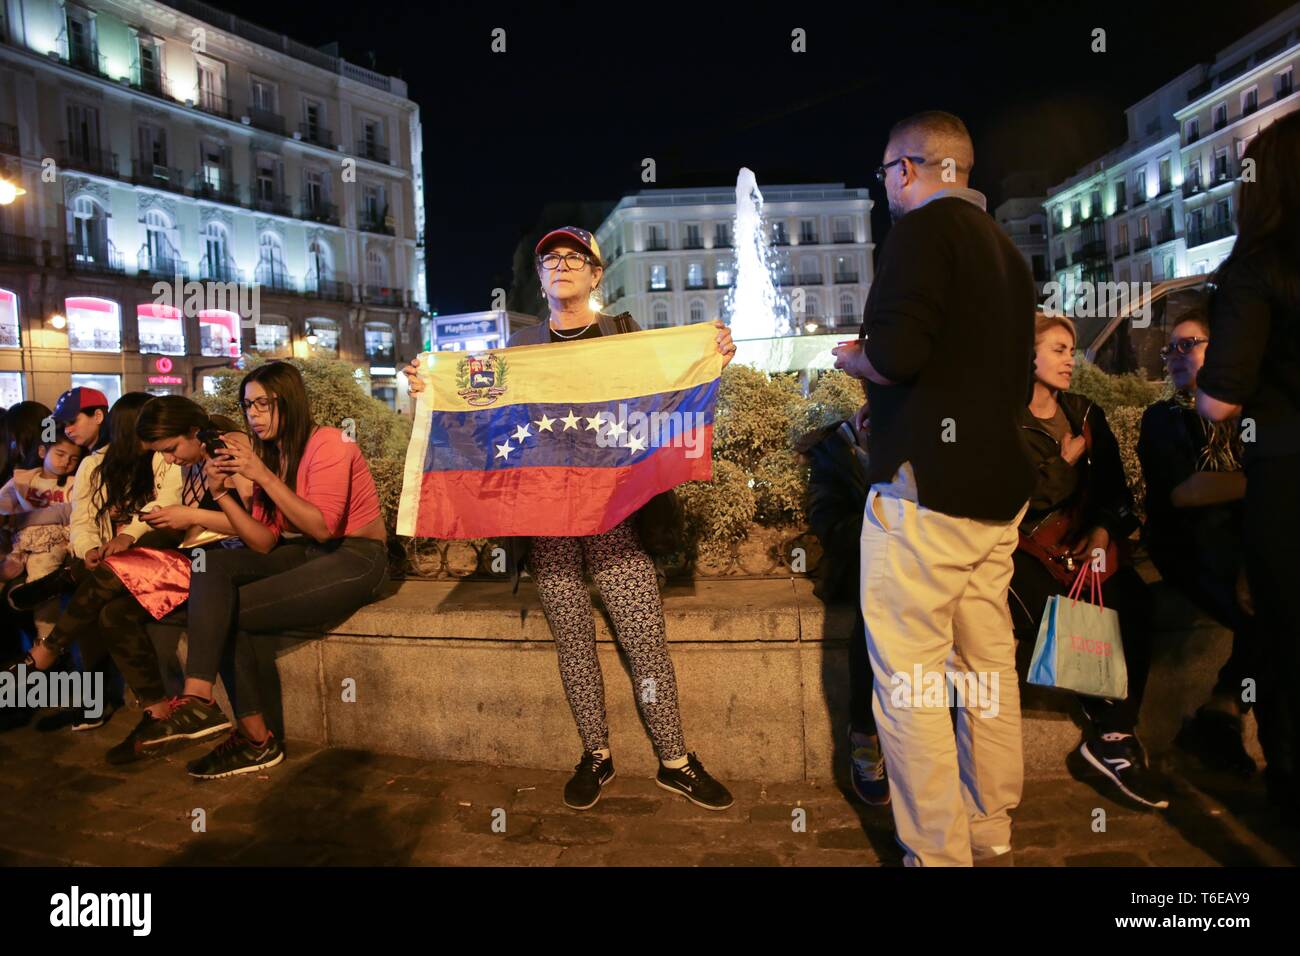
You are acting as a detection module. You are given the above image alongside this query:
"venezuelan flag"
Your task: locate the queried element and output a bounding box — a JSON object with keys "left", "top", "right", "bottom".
{"left": 397, "top": 322, "right": 724, "bottom": 539}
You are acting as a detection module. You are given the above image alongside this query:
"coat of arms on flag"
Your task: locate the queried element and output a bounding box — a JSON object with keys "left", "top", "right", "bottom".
{"left": 397, "top": 322, "right": 724, "bottom": 539}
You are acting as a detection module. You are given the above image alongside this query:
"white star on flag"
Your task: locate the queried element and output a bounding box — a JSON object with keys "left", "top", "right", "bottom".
{"left": 605, "top": 418, "right": 627, "bottom": 439}
{"left": 560, "top": 411, "right": 581, "bottom": 430}
{"left": 495, "top": 440, "right": 516, "bottom": 460}
{"left": 585, "top": 413, "right": 606, "bottom": 431}
{"left": 535, "top": 414, "right": 556, "bottom": 432}
{"left": 626, "top": 434, "right": 647, "bottom": 453}
{"left": 512, "top": 423, "right": 532, "bottom": 443}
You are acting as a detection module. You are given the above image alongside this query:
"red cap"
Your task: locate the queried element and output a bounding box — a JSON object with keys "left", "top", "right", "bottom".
{"left": 535, "top": 226, "right": 603, "bottom": 267}
{"left": 52, "top": 386, "right": 110, "bottom": 424}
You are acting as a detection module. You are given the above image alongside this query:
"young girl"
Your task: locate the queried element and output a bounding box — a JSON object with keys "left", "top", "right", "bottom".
{"left": 0, "top": 435, "right": 82, "bottom": 584}
{"left": 151, "top": 362, "right": 390, "bottom": 779}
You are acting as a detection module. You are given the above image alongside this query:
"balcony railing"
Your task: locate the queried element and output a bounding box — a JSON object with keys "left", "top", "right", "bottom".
{"left": 1155, "top": 227, "right": 1178, "bottom": 245}
{"left": 1187, "top": 221, "right": 1236, "bottom": 247}
{"left": 248, "top": 107, "right": 286, "bottom": 136}
{"left": 799, "top": 234, "right": 820, "bottom": 245}
{"left": 1110, "top": 200, "right": 1127, "bottom": 216}
{"left": 59, "top": 142, "right": 118, "bottom": 178}
{"left": 684, "top": 278, "right": 709, "bottom": 290}
{"left": 358, "top": 213, "right": 394, "bottom": 235}
{"left": 199, "top": 254, "right": 244, "bottom": 283}
{"left": 1210, "top": 161, "right": 1239, "bottom": 187}
{"left": 190, "top": 174, "right": 241, "bottom": 207}
{"left": 0, "top": 122, "right": 18, "bottom": 156}
{"left": 1112, "top": 242, "right": 1130, "bottom": 259}
{"left": 255, "top": 263, "right": 297, "bottom": 293}
{"left": 1156, "top": 179, "right": 1174, "bottom": 197}
{"left": 833, "top": 271, "right": 859, "bottom": 284}
{"left": 682, "top": 237, "right": 704, "bottom": 249}
{"left": 714, "top": 276, "right": 733, "bottom": 289}
{"left": 196, "top": 90, "right": 232, "bottom": 120}
{"left": 0, "top": 232, "right": 38, "bottom": 264}
{"left": 67, "top": 43, "right": 108, "bottom": 78}
{"left": 364, "top": 285, "right": 407, "bottom": 307}
{"left": 299, "top": 123, "right": 335, "bottom": 148}
{"left": 1131, "top": 192, "right": 1148, "bottom": 207}
{"left": 797, "top": 272, "right": 824, "bottom": 286}
{"left": 772, "top": 236, "right": 790, "bottom": 246}
{"left": 300, "top": 199, "right": 340, "bottom": 225}
{"left": 1243, "top": 100, "right": 1259, "bottom": 117}
{"left": 251, "top": 191, "right": 294, "bottom": 217}
{"left": 137, "top": 246, "right": 188, "bottom": 279}
{"left": 775, "top": 272, "right": 796, "bottom": 286}
{"left": 644, "top": 239, "right": 669, "bottom": 251}
{"left": 1182, "top": 177, "right": 1203, "bottom": 199}
{"left": 1133, "top": 235, "right": 1153, "bottom": 252}
{"left": 132, "top": 160, "right": 187, "bottom": 194}
{"left": 832, "top": 231, "right": 854, "bottom": 243}
{"left": 713, "top": 236, "right": 732, "bottom": 248}
{"left": 357, "top": 139, "right": 390, "bottom": 163}
{"left": 132, "top": 64, "right": 166, "bottom": 97}
{"left": 67, "top": 238, "right": 124, "bottom": 274}
{"left": 305, "top": 274, "right": 349, "bottom": 301}
{"left": 1077, "top": 240, "right": 1107, "bottom": 259}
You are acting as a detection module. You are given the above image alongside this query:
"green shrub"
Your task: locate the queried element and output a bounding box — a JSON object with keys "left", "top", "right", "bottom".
{"left": 1070, "top": 358, "right": 1165, "bottom": 412}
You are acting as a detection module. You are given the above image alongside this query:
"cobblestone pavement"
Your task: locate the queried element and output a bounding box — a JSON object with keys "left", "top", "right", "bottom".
{"left": 1, "top": 712, "right": 1296, "bottom": 867}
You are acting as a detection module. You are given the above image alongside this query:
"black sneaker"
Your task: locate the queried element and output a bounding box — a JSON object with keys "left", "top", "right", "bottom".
{"left": 1079, "top": 733, "right": 1170, "bottom": 810}
{"left": 563, "top": 751, "right": 616, "bottom": 810}
{"left": 105, "top": 707, "right": 213, "bottom": 766}
{"left": 1175, "top": 708, "right": 1257, "bottom": 777}
{"left": 656, "top": 752, "right": 733, "bottom": 810}
{"left": 136, "top": 696, "right": 232, "bottom": 750}
{"left": 7, "top": 567, "right": 74, "bottom": 612}
{"left": 35, "top": 705, "right": 115, "bottom": 733}
{"left": 187, "top": 730, "right": 285, "bottom": 779}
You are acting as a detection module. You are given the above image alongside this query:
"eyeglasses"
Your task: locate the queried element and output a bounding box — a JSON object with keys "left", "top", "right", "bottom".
{"left": 537, "top": 252, "right": 594, "bottom": 271}
{"left": 1159, "top": 336, "right": 1209, "bottom": 359}
{"left": 875, "top": 156, "right": 926, "bottom": 183}
{"left": 239, "top": 397, "right": 273, "bottom": 413}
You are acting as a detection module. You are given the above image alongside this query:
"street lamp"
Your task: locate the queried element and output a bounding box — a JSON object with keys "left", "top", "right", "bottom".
{"left": 47, "top": 313, "right": 66, "bottom": 330}
{"left": 0, "top": 178, "right": 27, "bottom": 205}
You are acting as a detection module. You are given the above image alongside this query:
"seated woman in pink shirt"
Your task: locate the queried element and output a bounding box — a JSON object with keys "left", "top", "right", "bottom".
{"left": 153, "top": 361, "right": 390, "bottom": 779}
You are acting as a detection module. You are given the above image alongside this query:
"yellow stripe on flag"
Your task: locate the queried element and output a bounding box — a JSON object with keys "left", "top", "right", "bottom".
{"left": 418, "top": 322, "right": 724, "bottom": 411}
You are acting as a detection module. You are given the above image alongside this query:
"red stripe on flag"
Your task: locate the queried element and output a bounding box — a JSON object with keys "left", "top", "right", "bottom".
{"left": 413, "top": 424, "right": 714, "bottom": 538}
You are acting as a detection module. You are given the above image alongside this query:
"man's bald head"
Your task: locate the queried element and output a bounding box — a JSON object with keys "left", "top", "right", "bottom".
{"left": 886, "top": 111, "right": 975, "bottom": 183}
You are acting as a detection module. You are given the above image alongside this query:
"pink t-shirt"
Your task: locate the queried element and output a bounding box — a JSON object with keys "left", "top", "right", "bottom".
{"left": 252, "top": 427, "right": 381, "bottom": 539}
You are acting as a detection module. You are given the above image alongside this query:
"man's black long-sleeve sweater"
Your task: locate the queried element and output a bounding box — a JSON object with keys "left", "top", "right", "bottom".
{"left": 858, "top": 195, "right": 1037, "bottom": 521}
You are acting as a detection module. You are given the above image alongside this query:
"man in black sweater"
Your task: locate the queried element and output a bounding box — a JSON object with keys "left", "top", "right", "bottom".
{"left": 834, "top": 110, "right": 1036, "bottom": 866}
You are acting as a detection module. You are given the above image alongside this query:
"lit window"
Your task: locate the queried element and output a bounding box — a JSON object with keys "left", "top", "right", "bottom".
{"left": 365, "top": 324, "right": 395, "bottom": 365}
{"left": 71, "top": 373, "right": 122, "bottom": 406}
{"left": 65, "top": 297, "right": 121, "bottom": 352}
{"left": 0, "top": 371, "right": 23, "bottom": 405}
{"left": 307, "top": 319, "right": 338, "bottom": 354}
{"left": 0, "top": 288, "right": 19, "bottom": 348}
{"left": 253, "top": 321, "right": 290, "bottom": 355}
{"left": 137, "top": 303, "right": 185, "bottom": 355}
{"left": 198, "top": 309, "right": 240, "bottom": 358}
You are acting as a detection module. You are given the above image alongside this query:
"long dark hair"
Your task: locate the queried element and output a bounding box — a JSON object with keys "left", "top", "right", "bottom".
{"left": 92, "top": 392, "right": 156, "bottom": 528}
{"left": 1220, "top": 110, "right": 1300, "bottom": 304}
{"left": 0, "top": 401, "right": 53, "bottom": 486}
{"left": 241, "top": 362, "right": 314, "bottom": 520}
{"left": 135, "top": 395, "right": 240, "bottom": 444}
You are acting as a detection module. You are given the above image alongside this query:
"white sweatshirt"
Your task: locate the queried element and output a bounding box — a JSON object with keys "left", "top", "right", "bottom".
{"left": 69, "top": 449, "right": 183, "bottom": 559}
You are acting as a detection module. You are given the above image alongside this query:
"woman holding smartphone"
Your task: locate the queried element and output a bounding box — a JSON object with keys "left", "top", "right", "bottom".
{"left": 154, "top": 361, "right": 390, "bottom": 779}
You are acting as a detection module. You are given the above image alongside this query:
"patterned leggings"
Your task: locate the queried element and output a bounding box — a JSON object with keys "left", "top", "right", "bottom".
{"left": 530, "top": 518, "right": 687, "bottom": 761}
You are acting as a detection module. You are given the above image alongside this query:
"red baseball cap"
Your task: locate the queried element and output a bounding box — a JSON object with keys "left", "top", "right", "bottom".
{"left": 53, "top": 386, "right": 110, "bottom": 423}
{"left": 535, "top": 226, "right": 603, "bottom": 267}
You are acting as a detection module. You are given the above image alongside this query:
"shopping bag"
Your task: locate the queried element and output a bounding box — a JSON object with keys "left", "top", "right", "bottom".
{"left": 1027, "top": 565, "right": 1128, "bottom": 700}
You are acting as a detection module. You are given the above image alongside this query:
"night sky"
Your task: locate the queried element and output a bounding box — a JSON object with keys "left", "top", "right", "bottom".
{"left": 212, "top": 0, "right": 1296, "bottom": 314}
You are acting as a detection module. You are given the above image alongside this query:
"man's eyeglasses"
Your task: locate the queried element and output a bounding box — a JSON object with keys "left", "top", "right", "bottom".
{"left": 239, "top": 397, "right": 274, "bottom": 413}
{"left": 537, "top": 252, "right": 594, "bottom": 271}
{"left": 1159, "top": 336, "right": 1209, "bottom": 359}
{"left": 875, "top": 156, "right": 926, "bottom": 183}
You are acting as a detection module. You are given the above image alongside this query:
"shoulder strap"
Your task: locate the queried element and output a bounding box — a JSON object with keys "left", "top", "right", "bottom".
{"left": 597, "top": 311, "right": 640, "bottom": 336}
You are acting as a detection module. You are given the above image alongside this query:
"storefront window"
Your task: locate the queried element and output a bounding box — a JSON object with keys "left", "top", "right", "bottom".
{"left": 137, "top": 303, "right": 186, "bottom": 355}
{"left": 71, "top": 373, "right": 122, "bottom": 406}
{"left": 66, "top": 297, "right": 122, "bottom": 352}
{"left": 306, "top": 319, "right": 338, "bottom": 355}
{"left": 364, "top": 324, "right": 396, "bottom": 367}
{"left": 199, "top": 310, "right": 240, "bottom": 358}
{"left": 253, "top": 322, "right": 290, "bottom": 356}
{"left": 0, "top": 371, "right": 23, "bottom": 406}
{"left": 0, "top": 289, "right": 19, "bottom": 349}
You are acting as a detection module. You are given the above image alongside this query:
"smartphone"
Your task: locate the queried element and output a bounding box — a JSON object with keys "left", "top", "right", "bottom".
{"left": 197, "top": 428, "right": 227, "bottom": 456}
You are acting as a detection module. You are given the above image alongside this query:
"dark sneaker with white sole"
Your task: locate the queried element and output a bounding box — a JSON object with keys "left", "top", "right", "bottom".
{"left": 656, "top": 752, "right": 733, "bottom": 810}
{"left": 563, "top": 751, "right": 615, "bottom": 810}
{"left": 135, "top": 696, "right": 232, "bottom": 750}
{"left": 187, "top": 730, "right": 285, "bottom": 779}
{"left": 1079, "top": 733, "right": 1170, "bottom": 810}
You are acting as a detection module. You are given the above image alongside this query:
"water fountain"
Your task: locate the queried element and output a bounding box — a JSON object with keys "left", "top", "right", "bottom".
{"left": 725, "top": 168, "right": 840, "bottom": 375}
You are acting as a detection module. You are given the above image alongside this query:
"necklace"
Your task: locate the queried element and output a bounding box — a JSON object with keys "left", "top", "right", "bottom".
{"left": 548, "top": 314, "right": 597, "bottom": 339}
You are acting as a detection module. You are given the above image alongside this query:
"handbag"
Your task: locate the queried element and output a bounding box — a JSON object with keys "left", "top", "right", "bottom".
{"left": 1027, "top": 565, "right": 1128, "bottom": 700}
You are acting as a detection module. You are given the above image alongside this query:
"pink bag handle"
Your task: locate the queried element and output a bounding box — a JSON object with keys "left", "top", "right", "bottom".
{"left": 1067, "top": 563, "right": 1089, "bottom": 604}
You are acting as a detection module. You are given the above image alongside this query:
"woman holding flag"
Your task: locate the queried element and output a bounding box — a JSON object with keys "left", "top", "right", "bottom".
{"left": 403, "top": 226, "right": 738, "bottom": 811}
